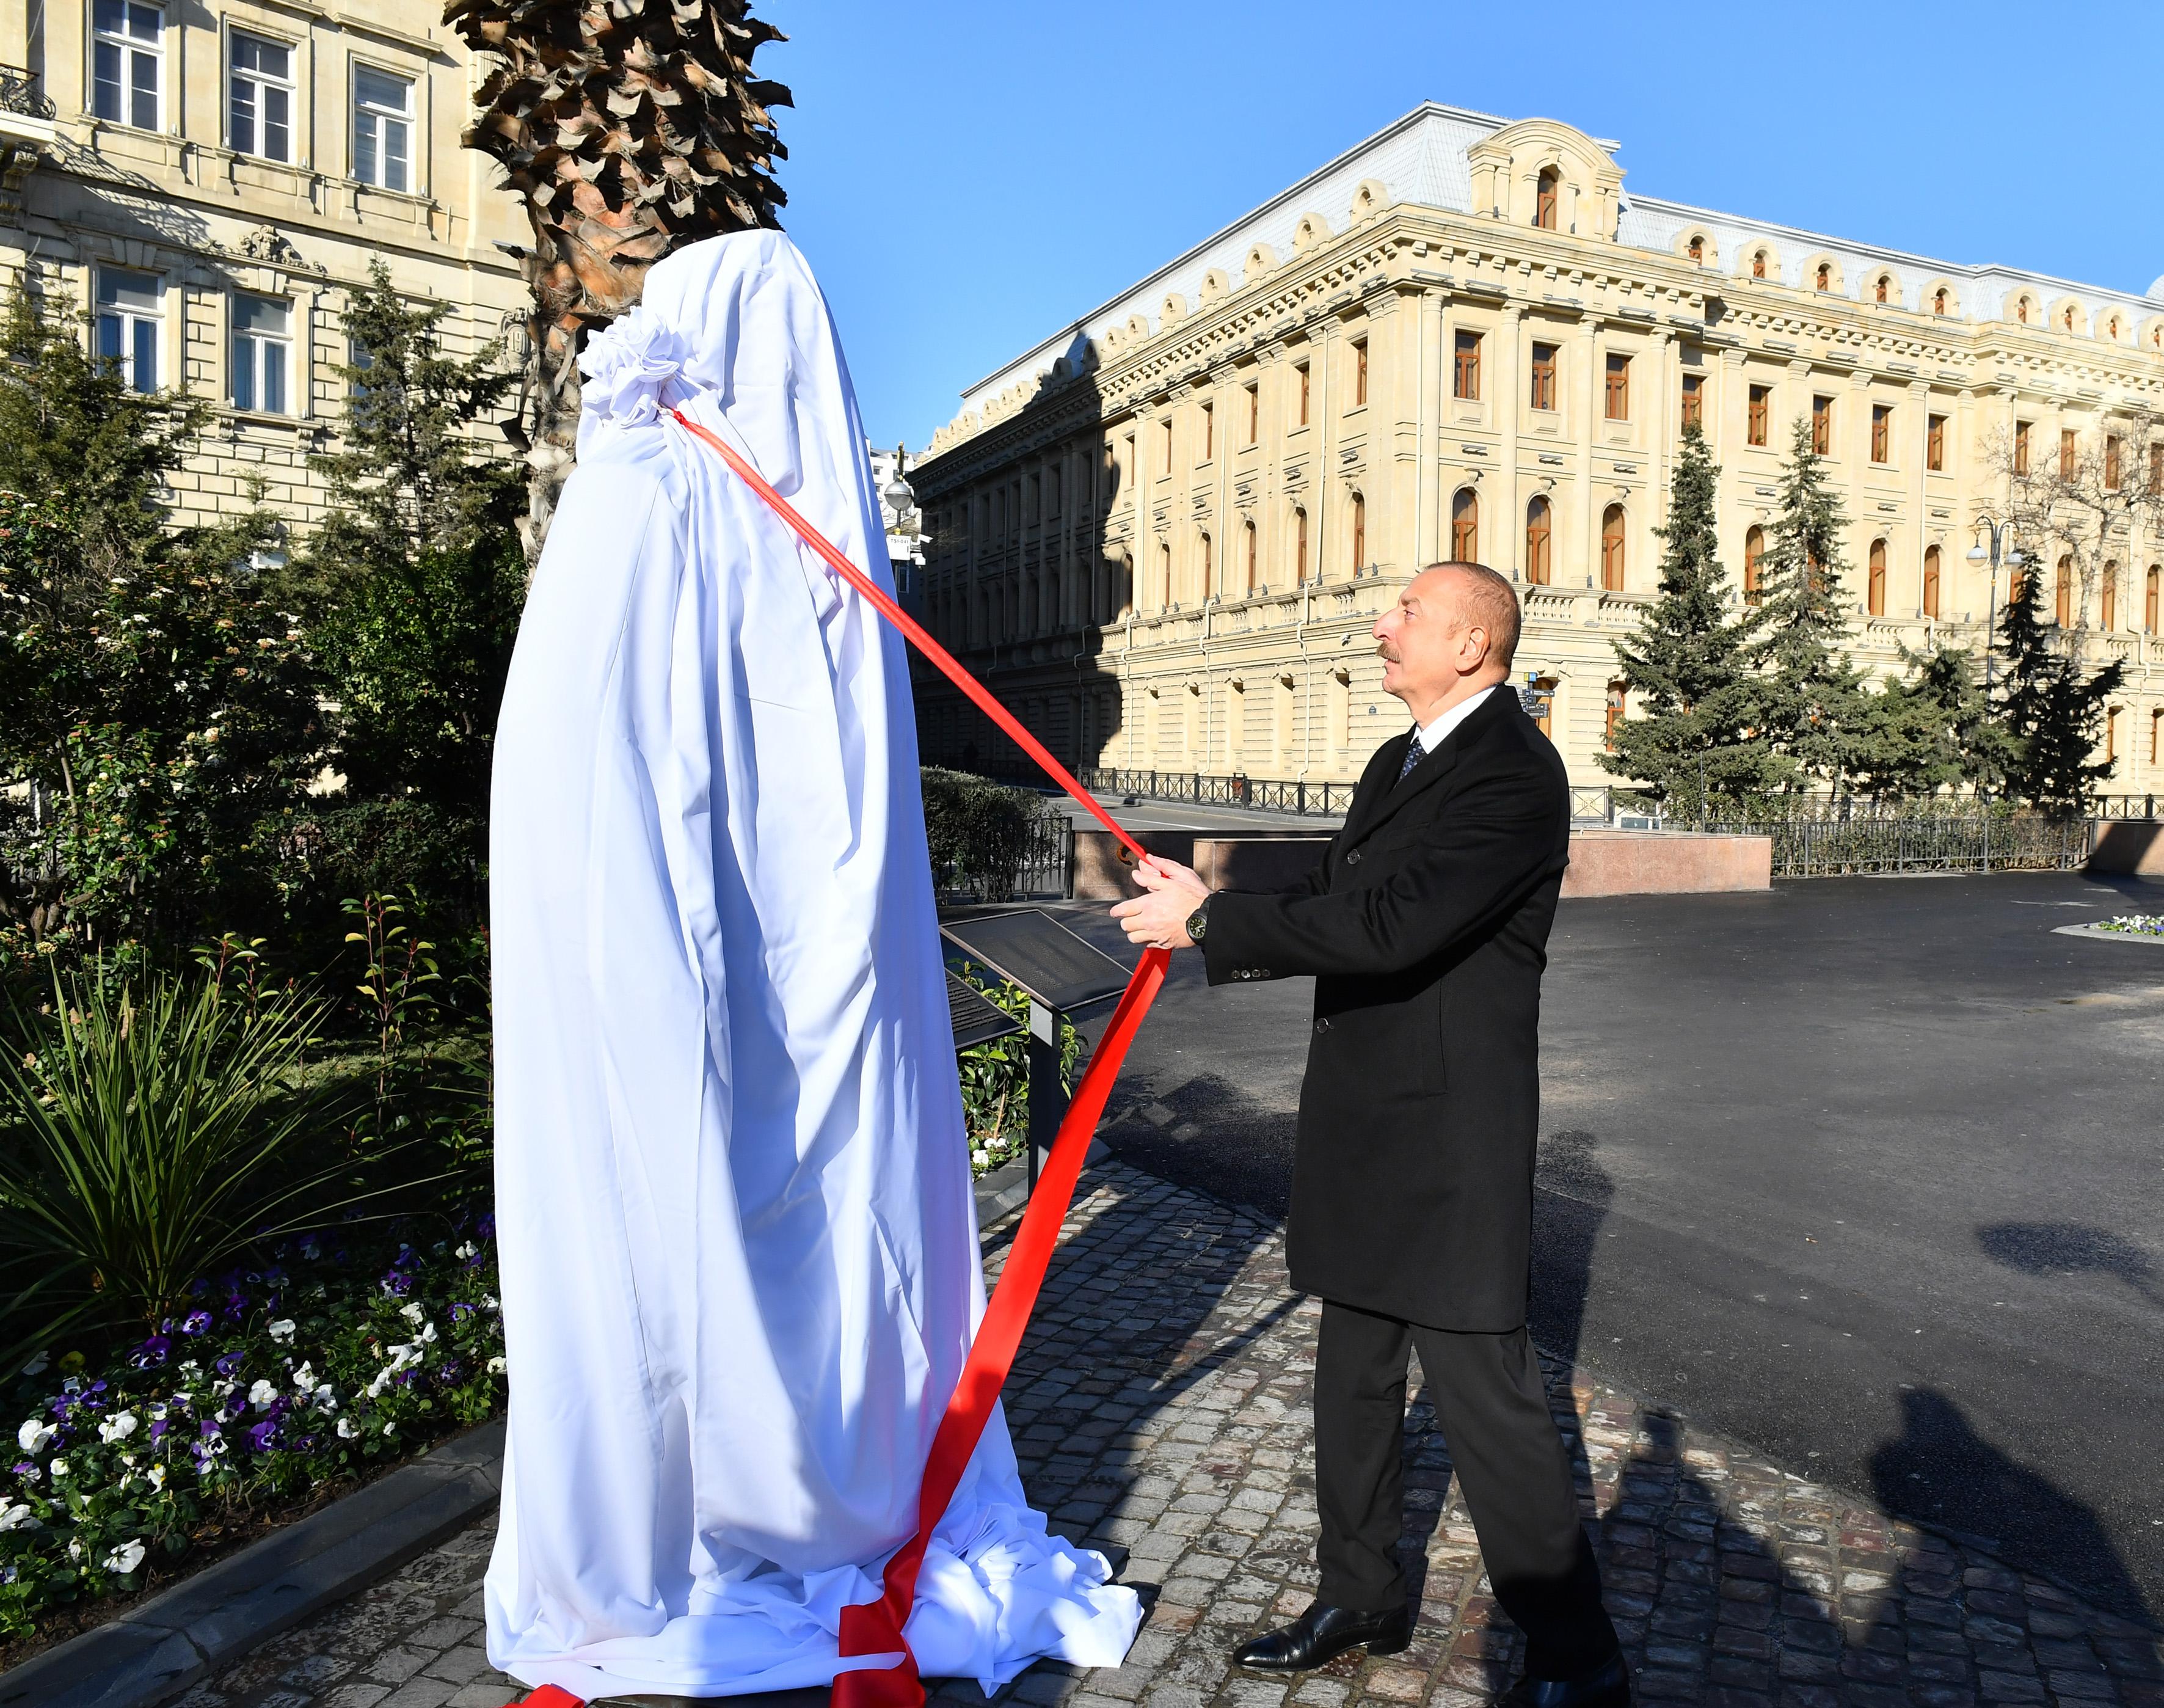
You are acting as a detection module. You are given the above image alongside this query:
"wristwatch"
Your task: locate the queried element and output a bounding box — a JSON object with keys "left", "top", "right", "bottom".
{"left": 1184, "top": 895, "right": 1211, "bottom": 946}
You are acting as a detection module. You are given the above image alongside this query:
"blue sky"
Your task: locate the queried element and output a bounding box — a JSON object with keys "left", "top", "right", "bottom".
{"left": 764, "top": 1, "right": 2164, "bottom": 452}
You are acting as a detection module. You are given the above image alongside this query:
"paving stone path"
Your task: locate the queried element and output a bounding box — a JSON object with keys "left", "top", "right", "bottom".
{"left": 175, "top": 1161, "right": 2163, "bottom": 1708}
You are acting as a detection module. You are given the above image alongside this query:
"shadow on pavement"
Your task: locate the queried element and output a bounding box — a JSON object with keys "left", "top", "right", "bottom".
{"left": 1975, "top": 1221, "right": 2162, "bottom": 1307}
{"left": 1870, "top": 1387, "right": 2157, "bottom": 1627}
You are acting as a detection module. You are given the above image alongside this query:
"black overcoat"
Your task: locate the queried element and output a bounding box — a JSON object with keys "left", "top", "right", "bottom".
{"left": 1200, "top": 688, "right": 1569, "bottom": 1331}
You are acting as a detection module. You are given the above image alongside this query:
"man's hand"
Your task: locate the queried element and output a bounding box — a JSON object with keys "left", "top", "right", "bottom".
{"left": 1110, "top": 856, "right": 1212, "bottom": 951}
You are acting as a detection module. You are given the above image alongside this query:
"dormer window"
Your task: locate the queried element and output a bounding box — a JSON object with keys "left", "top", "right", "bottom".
{"left": 1933, "top": 288, "right": 1950, "bottom": 316}
{"left": 1874, "top": 276, "right": 1890, "bottom": 304}
{"left": 1751, "top": 249, "right": 1768, "bottom": 280}
{"left": 1815, "top": 263, "right": 1831, "bottom": 292}
{"left": 2016, "top": 296, "right": 2031, "bottom": 324}
{"left": 2063, "top": 304, "right": 2077, "bottom": 332}
{"left": 1686, "top": 235, "right": 1703, "bottom": 266}
{"left": 1534, "top": 169, "right": 1559, "bottom": 231}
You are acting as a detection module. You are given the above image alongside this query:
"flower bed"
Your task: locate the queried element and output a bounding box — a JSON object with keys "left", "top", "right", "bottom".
{"left": 2092, "top": 914, "right": 2164, "bottom": 936}
{"left": 0, "top": 1215, "right": 503, "bottom": 1645}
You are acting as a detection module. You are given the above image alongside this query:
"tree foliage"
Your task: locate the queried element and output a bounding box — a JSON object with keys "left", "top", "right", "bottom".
{"left": 1994, "top": 555, "right": 2124, "bottom": 819}
{"left": 1598, "top": 422, "right": 1772, "bottom": 811}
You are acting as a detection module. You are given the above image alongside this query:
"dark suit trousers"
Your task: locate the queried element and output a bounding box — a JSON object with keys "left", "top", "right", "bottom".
{"left": 1315, "top": 1301, "right": 1619, "bottom": 1681}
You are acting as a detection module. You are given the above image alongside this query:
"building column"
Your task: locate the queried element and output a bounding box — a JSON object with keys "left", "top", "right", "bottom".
{"left": 1496, "top": 303, "right": 1523, "bottom": 574}
{"left": 1906, "top": 381, "right": 1931, "bottom": 614}
{"left": 1573, "top": 316, "right": 1599, "bottom": 584}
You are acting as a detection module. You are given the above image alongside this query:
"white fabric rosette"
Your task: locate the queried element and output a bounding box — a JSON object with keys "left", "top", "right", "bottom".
{"left": 574, "top": 304, "right": 688, "bottom": 442}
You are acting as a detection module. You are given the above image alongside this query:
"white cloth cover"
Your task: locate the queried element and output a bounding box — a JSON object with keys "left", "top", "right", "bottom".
{"left": 485, "top": 230, "right": 1139, "bottom": 1699}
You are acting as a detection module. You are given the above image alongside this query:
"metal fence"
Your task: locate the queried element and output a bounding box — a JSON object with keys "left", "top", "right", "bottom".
{"left": 1700, "top": 812, "right": 2094, "bottom": 877}
{"left": 934, "top": 810, "right": 1073, "bottom": 904}
{"left": 1078, "top": 767, "right": 1360, "bottom": 817}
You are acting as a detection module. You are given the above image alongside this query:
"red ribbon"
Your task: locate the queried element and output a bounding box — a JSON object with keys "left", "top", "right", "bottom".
{"left": 669, "top": 408, "right": 1168, "bottom": 1708}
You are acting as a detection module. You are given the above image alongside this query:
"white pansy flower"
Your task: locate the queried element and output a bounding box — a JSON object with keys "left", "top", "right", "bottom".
{"left": 268, "top": 1319, "right": 296, "bottom": 1344}
{"left": 482, "top": 1295, "right": 498, "bottom": 1310}
{"left": 454, "top": 1242, "right": 476, "bottom": 1260}
{"left": 366, "top": 1370, "right": 392, "bottom": 1400}
{"left": 16, "top": 1420, "right": 53, "bottom": 1454}
{"left": 290, "top": 1362, "right": 315, "bottom": 1392}
{"left": 0, "top": 1503, "right": 31, "bottom": 1532}
{"left": 103, "top": 1538, "right": 146, "bottom": 1574}
{"left": 247, "top": 1379, "right": 277, "bottom": 1409}
{"left": 313, "top": 1385, "right": 337, "bottom": 1412}
{"left": 178, "top": 1360, "right": 200, "bottom": 1378}
{"left": 399, "top": 1303, "right": 424, "bottom": 1324}
{"left": 48, "top": 1458, "right": 68, "bottom": 1479}
{"left": 98, "top": 1411, "right": 139, "bottom": 1443}
{"left": 335, "top": 1417, "right": 358, "bottom": 1439}
{"left": 146, "top": 1465, "right": 166, "bottom": 1491}
{"left": 486, "top": 1356, "right": 508, "bottom": 1376}
{"left": 382, "top": 1422, "right": 396, "bottom": 1437}
{"left": 417, "top": 1323, "right": 437, "bottom": 1345}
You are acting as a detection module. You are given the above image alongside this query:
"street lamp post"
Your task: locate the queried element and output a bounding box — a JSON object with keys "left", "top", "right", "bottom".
{"left": 1966, "top": 517, "right": 2024, "bottom": 864}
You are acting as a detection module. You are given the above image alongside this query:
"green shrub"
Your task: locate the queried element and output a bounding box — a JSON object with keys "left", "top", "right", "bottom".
{"left": 920, "top": 767, "right": 1044, "bottom": 901}
{"left": 950, "top": 966, "right": 1083, "bottom": 1176}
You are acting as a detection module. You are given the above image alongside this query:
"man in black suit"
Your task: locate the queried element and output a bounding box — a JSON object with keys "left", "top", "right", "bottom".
{"left": 1112, "top": 561, "right": 1625, "bottom": 1708}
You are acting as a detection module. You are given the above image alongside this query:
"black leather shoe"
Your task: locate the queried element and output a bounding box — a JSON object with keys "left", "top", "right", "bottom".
{"left": 1233, "top": 1601, "right": 1411, "bottom": 1671}
{"left": 1499, "top": 1653, "right": 1632, "bottom": 1708}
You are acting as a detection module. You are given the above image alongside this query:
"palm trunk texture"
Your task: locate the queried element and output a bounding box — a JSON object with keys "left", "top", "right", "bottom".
{"left": 443, "top": 0, "right": 790, "bottom": 564}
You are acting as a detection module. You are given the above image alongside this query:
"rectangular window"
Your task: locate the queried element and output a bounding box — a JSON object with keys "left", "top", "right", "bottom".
{"left": 1871, "top": 404, "right": 1892, "bottom": 464}
{"left": 229, "top": 31, "right": 294, "bottom": 162}
{"left": 1452, "top": 330, "right": 1481, "bottom": 401}
{"left": 1603, "top": 352, "right": 1630, "bottom": 420}
{"left": 1530, "top": 343, "right": 1557, "bottom": 411}
{"left": 2105, "top": 434, "right": 2122, "bottom": 490}
{"left": 1245, "top": 382, "right": 1259, "bottom": 445}
{"left": 2014, "top": 420, "right": 2031, "bottom": 475}
{"left": 352, "top": 64, "right": 413, "bottom": 192}
{"left": 1352, "top": 338, "right": 1368, "bottom": 408}
{"left": 1812, "top": 395, "right": 1832, "bottom": 456}
{"left": 230, "top": 293, "right": 291, "bottom": 413}
{"left": 1201, "top": 401, "right": 1214, "bottom": 462}
{"left": 1160, "top": 417, "right": 1173, "bottom": 474}
{"left": 1747, "top": 384, "right": 1769, "bottom": 446}
{"left": 1680, "top": 373, "right": 1703, "bottom": 429}
{"left": 92, "top": 0, "right": 164, "bottom": 130}
{"left": 1295, "top": 362, "right": 1310, "bottom": 428}
{"left": 1927, "top": 412, "right": 1946, "bottom": 472}
{"left": 95, "top": 268, "right": 161, "bottom": 394}
{"left": 2060, "top": 428, "right": 2077, "bottom": 481}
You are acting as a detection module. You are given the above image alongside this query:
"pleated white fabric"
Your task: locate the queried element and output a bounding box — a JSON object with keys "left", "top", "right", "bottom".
{"left": 484, "top": 231, "right": 1140, "bottom": 1700}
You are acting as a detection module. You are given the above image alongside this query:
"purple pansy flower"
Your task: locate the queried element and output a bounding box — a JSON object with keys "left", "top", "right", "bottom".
{"left": 181, "top": 1310, "right": 212, "bottom": 1337}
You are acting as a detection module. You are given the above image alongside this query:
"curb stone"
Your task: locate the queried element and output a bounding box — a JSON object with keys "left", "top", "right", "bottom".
{"left": 0, "top": 1156, "right": 1066, "bottom": 1708}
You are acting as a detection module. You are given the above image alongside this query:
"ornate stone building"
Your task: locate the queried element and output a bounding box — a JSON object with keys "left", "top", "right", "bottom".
{"left": 0, "top": 0, "right": 529, "bottom": 531}
{"left": 906, "top": 103, "right": 2164, "bottom": 798}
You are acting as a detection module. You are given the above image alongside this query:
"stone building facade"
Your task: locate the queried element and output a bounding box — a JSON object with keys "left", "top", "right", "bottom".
{"left": 0, "top": 0, "right": 529, "bottom": 531}
{"left": 906, "top": 104, "right": 2164, "bottom": 798}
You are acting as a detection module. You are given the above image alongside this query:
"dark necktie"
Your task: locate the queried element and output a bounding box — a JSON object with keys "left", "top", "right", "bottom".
{"left": 1396, "top": 728, "right": 1426, "bottom": 785}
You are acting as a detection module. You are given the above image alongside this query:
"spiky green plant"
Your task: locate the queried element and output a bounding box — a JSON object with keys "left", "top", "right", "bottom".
{"left": 0, "top": 963, "right": 426, "bottom": 1360}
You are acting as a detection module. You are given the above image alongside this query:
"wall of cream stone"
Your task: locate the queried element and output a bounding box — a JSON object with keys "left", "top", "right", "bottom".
{"left": 906, "top": 109, "right": 2164, "bottom": 801}
{"left": 0, "top": 0, "right": 527, "bottom": 532}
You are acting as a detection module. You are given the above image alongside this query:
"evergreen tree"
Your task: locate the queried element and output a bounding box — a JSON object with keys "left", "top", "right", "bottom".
{"left": 1994, "top": 556, "right": 2124, "bottom": 818}
{"left": 1599, "top": 422, "right": 1774, "bottom": 813}
{"left": 308, "top": 261, "right": 520, "bottom": 586}
{"left": 1845, "top": 643, "right": 2008, "bottom": 799}
{"left": 1749, "top": 417, "right": 1870, "bottom": 792}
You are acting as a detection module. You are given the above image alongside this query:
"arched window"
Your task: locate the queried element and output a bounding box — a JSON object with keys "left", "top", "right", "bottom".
{"left": 1349, "top": 493, "right": 1366, "bottom": 570}
{"left": 2016, "top": 295, "right": 2031, "bottom": 325}
{"left": 1815, "top": 262, "right": 1831, "bottom": 292}
{"left": 1605, "top": 681, "right": 1627, "bottom": 749}
{"left": 2055, "top": 554, "right": 2073, "bottom": 627}
{"left": 1600, "top": 503, "right": 1626, "bottom": 591}
{"left": 2100, "top": 561, "right": 2118, "bottom": 630}
{"left": 1534, "top": 168, "right": 1559, "bottom": 230}
{"left": 1923, "top": 544, "right": 1941, "bottom": 620}
{"left": 1293, "top": 506, "right": 1309, "bottom": 584}
{"left": 2063, "top": 304, "right": 2077, "bottom": 333}
{"left": 1751, "top": 249, "right": 1768, "bottom": 279}
{"left": 1198, "top": 531, "right": 1212, "bottom": 600}
{"left": 1867, "top": 539, "right": 1887, "bottom": 616}
{"left": 1525, "top": 495, "right": 1552, "bottom": 585}
{"left": 1451, "top": 487, "right": 1479, "bottom": 562}
{"left": 1686, "top": 234, "right": 1703, "bottom": 266}
{"left": 1874, "top": 274, "right": 1890, "bottom": 304}
{"left": 1243, "top": 519, "right": 1258, "bottom": 594}
{"left": 2148, "top": 564, "right": 2161, "bottom": 635}
{"left": 1159, "top": 541, "right": 1172, "bottom": 610}
{"left": 1933, "top": 287, "right": 1950, "bottom": 316}
{"left": 1743, "top": 525, "right": 1766, "bottom": 604}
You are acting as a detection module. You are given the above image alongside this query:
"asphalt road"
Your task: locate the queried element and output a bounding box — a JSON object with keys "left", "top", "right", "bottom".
{"left": 1048, "top": 869, "right": 2164, "bottom": 1625}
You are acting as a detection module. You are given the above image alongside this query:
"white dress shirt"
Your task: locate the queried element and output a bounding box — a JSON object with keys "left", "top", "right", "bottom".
{"left": 1411, "top": 683, "right": 1501, "bottom": 754}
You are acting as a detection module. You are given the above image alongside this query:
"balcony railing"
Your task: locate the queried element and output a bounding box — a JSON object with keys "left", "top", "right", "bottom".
{"left": 0, "top": 65, "right": 56, "bottom": 122}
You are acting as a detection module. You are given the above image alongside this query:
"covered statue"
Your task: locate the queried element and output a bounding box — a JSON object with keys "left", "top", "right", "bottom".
{"left": 484, "top": 230, "right": 1140, "bottom": 1701}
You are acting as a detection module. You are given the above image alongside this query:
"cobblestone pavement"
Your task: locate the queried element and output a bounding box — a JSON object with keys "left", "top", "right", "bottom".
{"left": 177, "top": 1161, "right": 2164, "bottom": 1708}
